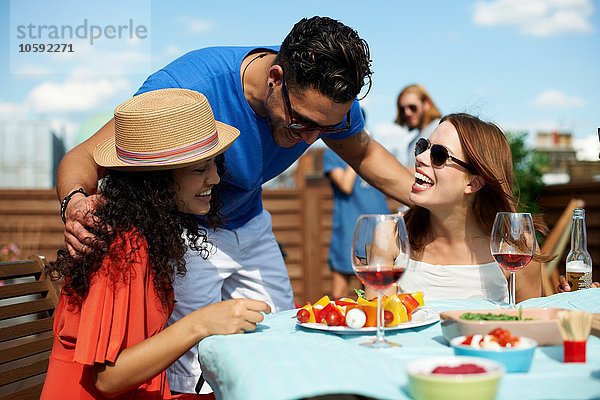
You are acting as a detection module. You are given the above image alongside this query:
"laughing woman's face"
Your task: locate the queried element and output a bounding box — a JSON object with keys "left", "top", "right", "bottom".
{"left": 172, "top": 158, "right": 220, "bottom": 215}
{"left": 409, "top": 122, "right": 473, "bottom": 210}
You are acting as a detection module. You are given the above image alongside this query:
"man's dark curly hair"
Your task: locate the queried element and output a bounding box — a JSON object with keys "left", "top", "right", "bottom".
{"left": 47, "top": 155, "right": 225, "bottom": 309}
{"left": 275, "top": 16, "right": 373, "bottom": 103}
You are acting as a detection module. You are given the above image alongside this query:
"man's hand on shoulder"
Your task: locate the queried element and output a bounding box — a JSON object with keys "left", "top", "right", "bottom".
{"left": 64, "top": 194, "right": 105, "bottom": 257}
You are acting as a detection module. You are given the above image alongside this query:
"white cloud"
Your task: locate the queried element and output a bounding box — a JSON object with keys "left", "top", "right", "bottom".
{"left": 164, "top": 45, "right": 183, "bottom": 58}
{"left": 14, "top": 65, "right": 51, "bottom": 76}
{"left": 573, "top": 134, "right": 600, "bottom": 161}
{"left": 473, "top": 0, "right": 594, "bottom": 36}
{"left": 26, "top": 72, "right": 131, "bottom": 114}
{"left": 533, "top": 89, "right": 585, "bottom": 109}
{"left": 371, "top": 121, "right": 411, "bottom": 159}
{"left": 58, "top": 42, "right": 151, "bottom": 75}
{"left": 179, "top": 17, "right": 215, "bottom": 34}
{"left": 0, "top": 102, "right": 27, "bottom": 118}
{"left": 359, "top": 93, "right": 391, "bottom": 109}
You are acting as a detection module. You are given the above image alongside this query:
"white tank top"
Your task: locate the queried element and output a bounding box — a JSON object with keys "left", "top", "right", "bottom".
{"left": 398, "top": 259, "right": 509, "bottom": 303}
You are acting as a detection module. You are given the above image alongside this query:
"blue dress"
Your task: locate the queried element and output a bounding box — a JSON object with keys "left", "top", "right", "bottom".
{"left": 323, "top": 149, "right": 390, "bottom": 274}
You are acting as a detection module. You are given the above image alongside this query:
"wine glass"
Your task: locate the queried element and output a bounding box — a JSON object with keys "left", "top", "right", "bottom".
{"left": 490, "top": 212, "right": 535, "bottom": 309}
{"left": 351, "top": 214, "right": 410, "bottom": 348}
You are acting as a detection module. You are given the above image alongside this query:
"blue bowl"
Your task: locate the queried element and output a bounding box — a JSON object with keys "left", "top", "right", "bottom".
{"left": 450, "top": 336, "right": 537, "bottom": 373}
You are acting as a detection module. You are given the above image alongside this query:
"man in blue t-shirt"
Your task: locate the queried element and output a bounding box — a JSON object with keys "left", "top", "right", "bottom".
{"left": 57, "top": 16, "right": 414, "bottom": 393}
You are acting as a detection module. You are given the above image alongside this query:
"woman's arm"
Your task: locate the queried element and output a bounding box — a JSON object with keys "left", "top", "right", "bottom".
{"left": 327, "top": 166, "right": 358, "bottom": 195}
{"left": 514, "top": 260, "right": 542, "bottom": 302}
{"left": 94, "top": 299, "right": 271, "bottom": 397}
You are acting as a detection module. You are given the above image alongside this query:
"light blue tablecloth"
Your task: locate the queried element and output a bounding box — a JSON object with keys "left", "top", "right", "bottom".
{"left": 198, "top": 289, "right": 600, "bottom": 400}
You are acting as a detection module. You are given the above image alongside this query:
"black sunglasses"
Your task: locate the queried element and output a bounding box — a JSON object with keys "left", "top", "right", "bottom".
{"left": 414, "top": 137, "right": 478, "bottom": 174}
{"left": 400, "top": 104, "right": 418, "bottom": 114}
{"left": 281, "top": 76, "right": 351, "bottom": 134}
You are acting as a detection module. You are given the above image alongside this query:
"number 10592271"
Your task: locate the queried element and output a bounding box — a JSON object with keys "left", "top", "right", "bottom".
{"left": 18, "top": 43, "right": 74, "bottom": 52}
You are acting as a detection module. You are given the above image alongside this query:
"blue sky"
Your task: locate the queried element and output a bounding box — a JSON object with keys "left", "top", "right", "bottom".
{"left": 1, "top": 0, "right": 599, "bottom": 160}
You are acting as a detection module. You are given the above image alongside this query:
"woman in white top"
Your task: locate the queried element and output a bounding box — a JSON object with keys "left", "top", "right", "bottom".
{"left": 383, "top": 113, "right": 550, "bottom": 303}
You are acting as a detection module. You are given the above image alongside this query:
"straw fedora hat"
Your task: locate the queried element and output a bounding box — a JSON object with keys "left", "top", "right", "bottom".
{"left": 94, "top": 88, "right": 239, "bottom": 170}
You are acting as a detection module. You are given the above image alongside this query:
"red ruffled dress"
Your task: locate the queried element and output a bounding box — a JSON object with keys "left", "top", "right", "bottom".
{"left": 41, "top": 233, "right": 194, "bottom": 399}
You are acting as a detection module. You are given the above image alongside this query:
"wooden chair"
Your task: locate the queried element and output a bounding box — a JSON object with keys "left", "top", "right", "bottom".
{"left": 0, "top": 255, "right": 59, "bottom": 400}
{"left": 541, "top": 198, "right": 585, "bottom": 296}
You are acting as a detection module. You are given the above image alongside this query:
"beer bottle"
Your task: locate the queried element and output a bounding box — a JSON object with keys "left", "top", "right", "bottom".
{"left": 565, "top": 208, "right": 593, "bottom": 290}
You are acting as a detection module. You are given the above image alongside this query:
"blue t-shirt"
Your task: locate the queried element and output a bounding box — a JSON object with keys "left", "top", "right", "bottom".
{"left": 323, "top": 149, "right": 390, "bottom": 274}
{"left": 135, "top": 46, "right": 365, "bottom": 229}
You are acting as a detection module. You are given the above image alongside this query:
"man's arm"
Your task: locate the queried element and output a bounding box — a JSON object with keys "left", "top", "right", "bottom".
{"left": 56, "top": 118, "right": 114, "bottom": 200}
{"left": 56, "top": 118, "right": 114, "bottom": 255}
{"left": 323, "top": 129, "right": 413, "bottom": 205}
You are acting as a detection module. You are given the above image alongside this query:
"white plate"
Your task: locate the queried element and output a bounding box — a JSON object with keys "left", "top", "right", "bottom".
{"left": 297, "top": 307, "right": 440, "bottom": 334}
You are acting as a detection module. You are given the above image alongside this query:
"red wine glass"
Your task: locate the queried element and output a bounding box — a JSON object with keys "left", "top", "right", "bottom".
{"left": 351, "top": 214, "right": 409, "bottom": 348}
{"left": 490, "top": 212, "right": 535, "bottom": 309}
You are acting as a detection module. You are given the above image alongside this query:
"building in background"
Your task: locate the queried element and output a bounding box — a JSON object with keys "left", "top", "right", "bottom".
{"left": 0, "top": 119, "right": 66, "bottom": 189}
{"left": 535, "top": 130, "right": 600, "bottom": 185}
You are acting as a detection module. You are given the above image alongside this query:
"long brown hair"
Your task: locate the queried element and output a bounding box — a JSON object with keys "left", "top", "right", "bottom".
{"left": 404, "top": 113, "right": 550, "bottom": 262}
{"left": 394, "top": 84, "right": 441, "bottom": 127}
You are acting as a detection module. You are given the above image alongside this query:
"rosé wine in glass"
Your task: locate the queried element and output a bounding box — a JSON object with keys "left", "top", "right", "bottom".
{"left": 352, "top": 214, "right": 409, "bottom": 348}
{"left": 492, "top": 253, "right": 533, "bottom": 272}
{"left": 354, "top": 267, "right": 405, "bottom": 291}
{"left": 490, "top": 212, "right": 535, "bottom": 309}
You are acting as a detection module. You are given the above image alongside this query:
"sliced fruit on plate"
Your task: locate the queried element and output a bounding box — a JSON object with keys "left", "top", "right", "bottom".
{"left": 317, "top": 303, "right": 341, "bottom": 326}
{"left": 384, "top": 295, "right": 409, "bottom": 327}
{"left": 361, "top": 304, "right": 378, "bottom": 327}
{"left": 357, "top": 296, "right": 377, "bottom": 306}
{"left": 335, "top": 297, "right": 358, "bottom": 307}
{"left": 297, "top": 303, "right": 316, "bottom": 323}
{"left": 295, "top": 291, "right": 425, "bottom": 328}
{"left": 313, "top": 304, "right": 324, "bottom": 323}
{"left": 410, "top": 291, "right": 425, "bottom": 307}
{"left": 398, "top": 293, "right": 421, "bottom": 319}
{"left": 325, "top": 306, "right": 345, "bottom": 326}
{"left": 313, "top": 295, "right": 332, "bottom": 308}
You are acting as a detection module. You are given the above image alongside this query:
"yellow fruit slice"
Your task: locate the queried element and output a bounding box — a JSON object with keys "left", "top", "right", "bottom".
{"left": 300, "top": 303, "right": 316, "bottom": 323}
{"left": 357, "top": 296, "right": 377, "bottom": 307}
{"left": 338, "top": 297, "right": 357, "bottom": 304}
{"left": 410, "top": 291, "right": 425, "bottom": 307}
{"left": 314, "top": 295, "right": 332, "bottom": 308}
{"left": 384, "top": 295, "right": 408, "bottom": 326}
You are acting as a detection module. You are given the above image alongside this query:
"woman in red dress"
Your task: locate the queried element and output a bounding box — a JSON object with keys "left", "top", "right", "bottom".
{"left": 41, "top": 89, "right": 271, "bottom": 399}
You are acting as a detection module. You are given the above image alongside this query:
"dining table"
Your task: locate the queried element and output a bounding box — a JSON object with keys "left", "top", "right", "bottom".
{"left": 197, "top": 289, "right": 600, "bottom": 400}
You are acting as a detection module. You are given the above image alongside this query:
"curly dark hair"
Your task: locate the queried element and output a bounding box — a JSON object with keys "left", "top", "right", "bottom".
{"left": 47, "top": 155, "right": 225, "bottom": 309}
{"left": 275, "top": 16, "right": 373, "bottom": 103}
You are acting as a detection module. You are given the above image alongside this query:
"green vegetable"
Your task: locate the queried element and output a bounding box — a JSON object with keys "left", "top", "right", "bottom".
{"left": 460, "top": 311, "right": 532, "bottom": 321}
{"left": 354, "top": 288, "right": 365, "bottom": 299}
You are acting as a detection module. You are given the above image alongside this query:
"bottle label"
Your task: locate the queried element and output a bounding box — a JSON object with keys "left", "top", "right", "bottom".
{"left": 566, "top": 262, "right": 592, "bottom": 291}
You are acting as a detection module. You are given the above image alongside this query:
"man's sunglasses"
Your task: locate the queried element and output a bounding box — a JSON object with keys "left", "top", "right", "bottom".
{"left": 281, "top": 76, "right": 351, "bottom": 134}
{"left": 414, "top": 137, "right": 478, "bottom": 174}
{"left": 400, "top": 104, "right": 418, "bottom": 114}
